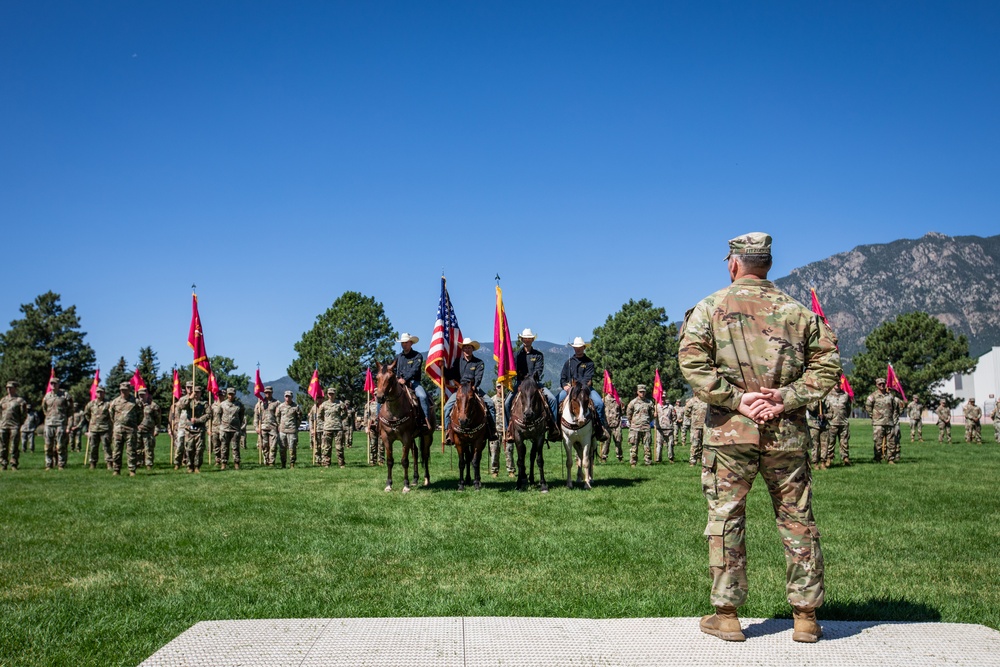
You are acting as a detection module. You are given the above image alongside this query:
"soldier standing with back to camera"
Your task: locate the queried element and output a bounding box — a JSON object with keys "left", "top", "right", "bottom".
{"left": 655, "top": 399, "right": 676, "bottom": 463}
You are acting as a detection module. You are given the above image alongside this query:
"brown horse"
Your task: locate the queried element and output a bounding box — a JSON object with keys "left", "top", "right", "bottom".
{"left": 375, "top": 360, "right": 431, "bottom": 492}
{"left": 508, "top": 376, "right": 549, "bottom": 493}
{"left": 448, "top": 381, "right": 489, "bottom": 491}
{"left": 560, "top": 380, "right": 595, "bottom": 490}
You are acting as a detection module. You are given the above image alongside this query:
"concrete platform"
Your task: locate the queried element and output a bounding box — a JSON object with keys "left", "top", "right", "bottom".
{"left": 140, "top": 616, "right": 1000, "bottom": 667}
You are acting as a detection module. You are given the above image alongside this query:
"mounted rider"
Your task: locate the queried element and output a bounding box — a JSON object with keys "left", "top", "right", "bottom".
{"left": 503, "top": 328, "right": 560, "bottom": 442}
{"left": 556, "top": 337, "right": 609, "bottom": 441}
{"left": 390, "top": 333, "right": 434, "bottom": 432}
{"left": 442, "top": 338, "right": 498, "bottom": 444}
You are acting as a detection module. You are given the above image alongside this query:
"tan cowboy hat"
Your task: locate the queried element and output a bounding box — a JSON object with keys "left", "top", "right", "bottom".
{"left": 398, "top": 333, "right": 419, "bottom": 344}
{"left": 518, "top": 328, "right": 537, "bottom": 341}
{"left": 459, "top": 338, "right": 480, "bottom": 351}
{"left": 568, "top": 336, "right": 589, "bottom": 348}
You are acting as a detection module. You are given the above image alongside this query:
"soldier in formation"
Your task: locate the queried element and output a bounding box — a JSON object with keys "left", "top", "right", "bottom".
{"left": 866, "top": 378, "right": 902, "bottom": 464}
{"left": 0, "top": 381, "right": 28, "bottom": 471}
{"left": 21, "top": 409, "right": 37, "bottom": 452}
{"left": 625, "top": 384, "right": 655, "bottom": 467}
{"left": 365, "top": 395, "right": 381, "bottom": 465}
{"left": 344, "top": 400, "right": 355, "bottom": 448}
{"left": 211, "top": 395, "right": 224, "bottom": 464}
{"left": 178, "top": 385, "right": 209, "bottom": 472}
{"left": 254, "top": 386, "right": 280, "bottom": 465}
{"left": 805, "top": 400, "right": 827, "bottom": 468}
{"left": 42, "top": 377, "right": 74, "bottom": 470}
{"left": 655, "top": 399, "right": 676, "bottom": 463}
{"left": 679, "top": 231, "right": 837, "bottom": 644}
{"left": 69, "top": 408, "right": 85, "bottom": 452}
{"left": 963, "top": 398, "right": 982, "bottom": 444}
{"left": 681, "top": 399, "right": 693, "bottom": 445}
{"left": 602, "top": 392, "right": 623, "bottom": 462}
{"left": 309, "top": 396, "right": 321, "bottom": 464}
{"left": 688, "top": 396, "right": 708, "bottom": 466}
{"left": 275, "top": 390, "right": 303, "bottom": 468}
{"left": 137, "top": 388, "right": 161, "bottom": 470}
{"left": 936, "top": 399, "right": 952, "bottom": 443}
{"left": 217, "top": 388, "right": 245, "bottom": 470}
{"left": 907, "top": 398, "right": 924, "bottom": 443}
{"left": 109, "top": 382, "right": 143, "bottom": 476}
{"left": 822, "top": 384, "right": 852, "bottom": 466}
{"left": 992, "top": 401, "right": 1000, "bottom": 443}
{"left": 318, "top": 386, "right": 348, "bottom": 468}
{"left": 489, "top": 384, "right": 514, "bottom": 477}
{"left": 85, "top": 386, "right": 113, "bottom": 469}
{"left": 173, "top": 381, "right": 194, "bottom": 468}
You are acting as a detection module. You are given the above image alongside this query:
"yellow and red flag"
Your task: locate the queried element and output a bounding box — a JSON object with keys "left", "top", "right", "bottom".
{"left": 653, "top": 369, "right": 664, "bottom": 405}
{"left": 308, "top": 366, "right": 324, "bottom": 401}
{"left": 840, "top": 374, "right": 854, "bottom": 399}
{"left": 130, "top": 368, "right": 145, "bottom": 393}
{"left": 45, "top": 366, "right": 55, "bottom": 395}
{"left": 207, "top": 370, "right": 220, "bottom": 401}
{"left": 172, "top": 368, "right": 183, "bottom": 399}
{"left": 90, "top": 367, "right": 101, "bottom": 401}
{"left": 253, "top": 368, "right": 266, "bottom": 401}
{"left": 602, "top": 369, "right": 621, "bottom": 406}
{"left": 187, "top": 293, "right": 210, "bottom": 374}
{"left": 363, "top": 367, "right": 374, "bottom": 395}
{"left": 886, "top": 363, "right": 907, "bottom": 401}
{"left": 493, "top": 285, "right": 517, "bottom": 391}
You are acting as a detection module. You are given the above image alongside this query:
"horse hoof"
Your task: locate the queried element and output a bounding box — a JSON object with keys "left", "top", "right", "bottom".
{"left": 540, "top": 484, "right": 549, "bottom": 493}
{"left": 474, "top": 481, "right": 481, "bottom": 491}
{"left": 402, "top": 486, "right": 410, "bottom": 494}
{"left": 567, "top": 482, "right": 573, "bottom": 490}
{"left": 457, "top": 484, "right": 464, "bottom": 492}
{"left": 423, "top": 478, "right": 430, "bottom": 487}
{"left": 584, "top": 482, "right": 592, "bottom": 490}
{"left": 384, "top": 485, "right": 392, "bottom": 492}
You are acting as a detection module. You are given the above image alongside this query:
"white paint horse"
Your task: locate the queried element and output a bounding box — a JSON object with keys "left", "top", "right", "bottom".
{"left": 559, "top": 381, "right": 595, "bottom": 490}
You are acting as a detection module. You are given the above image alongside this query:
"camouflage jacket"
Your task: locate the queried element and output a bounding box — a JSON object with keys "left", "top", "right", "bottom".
{"left": 625, "top": 396, "right": 655, "bottom": 431}
{"left": 865, "top": 391, "right": 902, "bottom": 426}
{"left": 139, "top": 401, "right": 161, "bottom": 433}
{"left": 992, "top": 403, "right": 1000, "bottom": 422}
{"left": 681, "top": 401, "right": 693, "bottom": 425}
{"left": 43, "top": 390, "right": 74, "bottom": 427}
{"left": 0, "top": 395, "right": 28, "bottom": 429}
{"left": 936, "top": 405, "right": 951, "bottom": 424}
{"left": 71, "top": 410, "right": 86, "bottom": 430}
{"left": 254, "top": 399, "right": 279, "bottom": 430}
{"left": 678, "top": 277, "right": 841, "bottom": 450}
{"left": 176, "top": 396, "right": 209, "bottom": 431}
{"left": 274, "top": 401, "right": 302, "bottom": 434}
{"left": 84, "top": 399, "right": 112, "bottom": 432}
{"left": 964, "top": 404, "right": 982, "bottom": 423}
{"left": 907, "top": 401, "right": 923, "bottom": 421}
{"left": 690, "top": 397, "right": 709, "bottom": 428}
{"left": 655, "top": 402, "right": 675, "bottom": 430}
{"left": 604, "top": 396, "right": 622, "bottom": 426}
{"left": 218, "top": 399, "right": 246, "bottom": 433}
{"left": 366, "top": 400, "right": 378, "bottom": 427}
{"left": 109, "top": 395, "right": 143, "bottom": 429}
{"left": 805, "top": 401, "right": 826, "bottom": 429}
{"left": 823, "top": 392, "right": 852, "bottom": 426}
{"left": 318, "top": 399, "right": 348, "bottom": 431}
{"left": 211, "top": 401, "right": 224, "bottom": 433}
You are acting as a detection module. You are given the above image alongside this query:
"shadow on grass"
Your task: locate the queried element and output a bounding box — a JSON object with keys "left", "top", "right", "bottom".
{"left": 744, "top": 598, "right": 942, "bottom": 639}
{"left": 412, "top": 474, "right": 652, "bottom": 493}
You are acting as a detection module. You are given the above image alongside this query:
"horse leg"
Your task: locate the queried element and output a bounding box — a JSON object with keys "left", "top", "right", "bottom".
{"left": 564, "top": 438, "right": 574, "bottom": 489}
{"left": 421, "top": 434, "right": 431, "bottom": 487}
{"left": 455, "top": 442, "right": 465, "bottom": 491}
{"left": 401, "top": 438, "right": 411, "bottom": 494}
{"left": 515, "top": 439, "right": 527, "bottom": 491}
{"left": 408, "top": 437, "right": 419, "bottom": 488}
{"left": 384, "top": 437, "right": 394, "bottom": 492}
{"left": 586, "top": 439, "right": 594, "bottom": 489}
{"left": 535, "top": 437, "right": 548, "bottom": 493}
{"left": 582, "top": 441, "right": 592, "bottom": 490}
{"left": 473, "top": 441, "right": 485, "bottom": 491}
{"left": 576, "top": 444, "right": 584, "bottom": 484}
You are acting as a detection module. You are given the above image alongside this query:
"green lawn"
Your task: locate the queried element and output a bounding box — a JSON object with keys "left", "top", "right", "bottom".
{"left": 1, "top": 420, "right": 998, "bottom": 666}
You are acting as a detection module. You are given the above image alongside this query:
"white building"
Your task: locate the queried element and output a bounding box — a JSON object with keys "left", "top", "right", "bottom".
{"left": 934, "top": 346, "right": 1000, "bottom": 420}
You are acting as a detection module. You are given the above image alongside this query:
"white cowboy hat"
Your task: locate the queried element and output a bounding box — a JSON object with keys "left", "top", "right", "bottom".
{"left": 518, "top": 328, "right": 537, "bottom": 341}
{"left": 568, "top": 336, "right": 589, "bottom": 348}
{"left": 397, "top": 333, "right": 419, "bottom": 344}
{"left": 459, "top": 338, "right": 481, "bottom": 351}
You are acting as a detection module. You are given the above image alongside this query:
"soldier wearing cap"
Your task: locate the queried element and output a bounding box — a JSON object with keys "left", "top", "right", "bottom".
{"left": 503, "top": 329, "right": 560, "bottom": 442}
{"left": 936, "top": 398, "right": 952, "bottom": 443}
{"left": 42, "top": 377, "right": 74, "bottom": 470}
{"left": 275, "top": 390, "right": 303, "bottom": 468}
{"left": 688, "top": 396, "right": 709, "bottom": 466}
{"left": 442, "top": 338, "right": 497, "bottom": 444}
{"left": 84, "top": 386, "right": 113, "bottom": 469}
{"left": 210, "top": 391, "right": 225, "bottom": 464}
{"left": 906, "top": 397, "right": 924, "bottom": 443}
{"left": 318, "top": 386, "right": 348, "bottom": 467}
{"left": 218, "top": 387, "right": 245, "bottom": 469}
{"left": 822, "top": 383, "right": 853, "bottom": 466}
{"left": 69, "top": 408, "right": 86, "bottom": 452}
{"left": 556, "top": 337, "right": 608, "bottom": 440}
{"left": 672, "top": 399, "right": 683, "bottom": 445}
{"left": 173, "top": 381, "right": 195, "bottom": 468}
{"left": 309, "top": 393, "right": 321, "bottom": 464}
{"left": 602, "top": 391, "right": 624, "bottom": 462}
{"left": 679, "top": 231, "right": 839, "bottom": 643}
{"left": 20, "top": 408, "right": 38, "bottom": 453}
{"left": 654, "top": 398, "right": 676, "bottom": 463}
{"left": 254, "top": 386, "right": 280, "bottom": 466}
{"left": 963, "top": 398, "right": 982, "bottom": 444}
{"left": 489, "top": 382, "right": 515, "bottom": 477}
{"left": 137, "top": 387, "right": 161, "bottom": 469}
{"left": 180, "top": 385, "right": 209, "bottom": 472}
{"left": 866, "top": 377, "right": 902, "bottom": 463}
{"left": 0, "top": 380, "right": 28, "bottom": 470}
{"left": 390, "top": 333, "right": 434, "bottom": 431}
{"left": 109, "top": 381, "right": 143, "bottom": 476}
{"left": 625, "top": 384, "right": 655, "bottom": 466}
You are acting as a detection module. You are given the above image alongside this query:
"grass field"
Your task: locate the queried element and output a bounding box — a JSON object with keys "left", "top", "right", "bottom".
{"left": 1, "top": 420, "right": 998, "bottom": 666}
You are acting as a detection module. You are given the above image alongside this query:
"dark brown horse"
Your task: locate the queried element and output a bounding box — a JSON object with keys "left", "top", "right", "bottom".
{"left": 375, "top": 360, "right": 431, "bottom": 492}
{"left": 508, "top": 376, "right": 549, "bottom": 492}
{"left": 448, "top": 382, "right": 489, "bottom": 491}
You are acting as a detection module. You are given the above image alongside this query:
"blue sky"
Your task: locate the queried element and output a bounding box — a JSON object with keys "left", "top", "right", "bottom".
{"left": 2, "top": 2, "right": 998, "bottom": 379}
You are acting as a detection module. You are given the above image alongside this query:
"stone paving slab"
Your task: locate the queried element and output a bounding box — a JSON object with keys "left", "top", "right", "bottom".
{"left": 141, "top": 616, "right": 1000, "bottom": 667}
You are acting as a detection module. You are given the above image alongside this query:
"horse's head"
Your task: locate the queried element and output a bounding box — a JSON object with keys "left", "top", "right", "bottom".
{"left": 453, "top": 381, "right": 484, "bottom": 430}
{"left": 515, "top": 376, "right": 542, "bottom": 422}
{"left": 375, "top": 360, "right": 397, "bottom": 402}
{"left": 565, "top": 380, "right": 591, "bottom": 424}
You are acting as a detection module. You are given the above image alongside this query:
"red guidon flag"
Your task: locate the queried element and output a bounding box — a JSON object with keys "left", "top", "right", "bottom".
{"left": 809, "top": 287, "right": 829, "bottom": 326}
{"left": 172, "top": 369, "right": 183, "bottom": 399}
{"left": 363, "top": 367, "right": 374, "bottom": 394}
{"left": 188, "top": 293, "right": 210, "bottom": 374}
{"left": 130, "top": 368, "right": 145, "bottom": 393}
{"left": 653, "top": 369, "right": 664, "bottom": 405}
{"left": 90, "top": 367, "right": 101, "bottom": 401}
{"left": 254, "top": 369, "right": 266, "bottom": 401}
{"left": 45, "top": 366, "right": 55, "bottom": 395}
{"left": 840, "top": 374, "right": 854, "bottom": 399}
{"left": 308, "top": 367, "right": 324, "bottom": 401}
{"left": 602, "top": 369, "right": 621, "bottom": 406}
{"left": 207, "top": 370, "right": 220, "bottom": 401}
{"left": 886, "top": 362, "right": 907, "bottom": 402}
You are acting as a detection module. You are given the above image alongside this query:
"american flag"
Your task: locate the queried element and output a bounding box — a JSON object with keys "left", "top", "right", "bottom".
{"left": 425, "top": 276, "right": 463, "bottom": 397}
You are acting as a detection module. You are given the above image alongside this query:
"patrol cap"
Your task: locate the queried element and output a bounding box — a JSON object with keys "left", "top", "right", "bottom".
{"left": 326, "top": 385, "right": 337, "bottom": 394}
{"left": 725, "top": 232, "right": 772, "bottom": 260}
{"left": 119, "top": 382, "right": 130, "bottom": 390}
{"left": 876, "top": 377, "right": 886, "bottom": 385}
{"left": 5, "top": 380, "right": 17, "bottom": 388}
{"left": 138, "top": 387, "right": 148, "bottom": 395}
{"left": 50, "top": 377, "right": 61, "bottom": 385}
{"left": 637, "top": 384, "right": 647, "bottom": 392}
{"left": 185, "top": 381, "right": 194, "bottom": 388}
{"left": 264, "top": 386, "right": 273, "bottom": 393}
{"left": 193, "top": 385, "right": 203, "bottom": 392}
{"left": 284, "top": 390, "right": 293, "bottom": 397}
{"left": 96, "top": 386, "right": 105, "bottom": 394}
{"left": 226, "top": 387, "right": 236, "bottom": 395}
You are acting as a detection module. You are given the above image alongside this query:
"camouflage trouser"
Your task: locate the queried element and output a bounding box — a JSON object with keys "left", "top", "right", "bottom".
{"left": 826, "top": 423, "right": 850, "bottom": 461}
{"left": 701, "top": 444, "right": 823, "bottom": 610}
{"left": 966, "top": 421, "right": 982, "bottom": 443}
{"left": 601, "top": 426, "right": 623, "bottom": 461}
{"left": 673, "top": 422, "right": 681, "bottom": 444}
{"left": 337, "top": 431, "right": 351, "bottom": 460}
{"left": 44, "top": 424, "right": 69, "bottom": 469}
{"left": 489, "top": 439, "right": 515, "bottom": 474}
{"left": 70, "top": 429, "right": 83, "bottom": 451}
{"left": 808, "top": 426, "right": 826, "bottom": 464}
{"left": 909, "top": 419, "right": 923, "bottom": 442}
{"left": 219, "top": 431, "right": 241, "bottom": 466}
{"left": 655, "top": 428, "right": 674, "bottom": 462}
{"left": 682, "top": 423, "right": 691, "bottom": 445}
{"left": 872, "top": 425, "right": 897, "bottom": 462}
{"left": 259, "top": 428, "right": 278, "bottom": 465}
{"left": 21, "top": 428, "right": 34, "bottom": 452}
{"left": 321, "top": 430, "right": 344, "bottom": 466}
{"left": 938, "top": 421, "right": 951, "bottom": 443}
{"left": 211, "top": 431, "right": 221, "bottom": 464}
{"left": 689, "top": 426, "right": 704, "bottom": 465}
{"left": 111, "top": 426, "right": 140, "bottom": 473}
{"left": 629, "top": 429, "right": 652, "bottom": 465}
{"left": 87, "top": 431, "right": 113, "bottom": 468}
{"left": 367, "top": 431, "right": 383, "bottom": 465}
{"left": 277, "top": 432, "right": 298, "bottom": 466}
{"left": 138, "top": 430, "right": 156, "bottom": 467}
{"left": 0, "top": 427, "right": 19, "bottom": 469}
{"left": 184, "top": 430, "right": 205, "bottom": 470}
{"left": 174, "top": 430, "right": 188, "bottom": 467}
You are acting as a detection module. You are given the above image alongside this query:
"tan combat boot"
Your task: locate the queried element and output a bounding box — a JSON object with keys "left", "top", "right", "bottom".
{"left": 792, "top": 607, "right": 823, "bottom": 643}
{"left": 699, "top": 605, "right": 745, "bottom": 642}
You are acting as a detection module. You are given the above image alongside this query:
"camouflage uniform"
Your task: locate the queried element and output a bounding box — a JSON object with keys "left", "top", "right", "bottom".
{"left": 822, "top": 389, "right": 852, "bottom": 464}
{"left": 625, "top": 390, "right": 655, "bottom": 466}
{"left": 217, "top": 394, "right": 245, "bottom": 467}
{"left": 805, "top": 401, "right": 827, "bottom": 465}
{"left": 20, "top": 410, "right": 37, "bottom": 452}
{"left": 318, "top": 390, "right": 348, "bottom": 467}
{"left": 866, "top": 386, "right": 902, "bottom": 462}
{"left": 84, "top": 395, "right": 113, "bottom": 468}
{"left": 308, "top": 401, "right": 321, "bottom": 464}
{"left": 681, "top": 400, "right": 693, "bottom": 445}
{"left": 907, "top": 400, "right": 924, "bottom": 442}
{"left": 210, "top": 400, "right": 224, "bottom": 464}
{"left": 602, "top": 393, "right": 624, "bottom": 462}
{"left": 655, "top": 401, "right": 676, "bottom": 462}
{"left": 345, "top": 402, "right": 356, "bottom": 448}
{"left": 673, "top": 401, "right": 683, "bottom": 444}
{"left": 254, "top": 395, "right": 280, "bottom": 465}
{"left": 109, "top": 387, "right": 143, "bottom": 474}
{"left": 69, "top": 410, "right": 85, "bottom": 452}
{"left": 274, "top": 397, "right": 303, "bottom": 467}
{"left": 992, "top": 402, "right": 1000, "bottom": 444}
{"left": 178, "top": 391, "right": 209, "bottom": 471}
{"left": 963, "top": 400, "right": 982, "bottom": 444}
{"left": 936, "top": 402, "right": 952, "bottom": 443}
{"left": 42, "top": 386, "right": 74, "bottom": 469}
{"left": 365, "top": 398, "right": 381, "bottom": 465}
{"left": 688, "top": 397, "right": 708, "bottom": 465}
{"left": 678, "top": 245, "right": 840, "bottom": 614}
{"left": 488, "top": 391, "right": 514, "bottom": 475}
{"left": 0, "top": 385, "right": 28, "bottom": 470}
{"left": 138, "top": 394, "right": 161, "bottom": 468}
